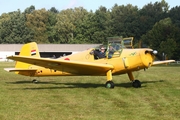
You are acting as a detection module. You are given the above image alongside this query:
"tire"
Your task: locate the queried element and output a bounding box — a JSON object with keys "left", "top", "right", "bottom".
{"left": 132, "top": 80, "right": 141, "bottom": 88}
{"left": 105, "top": 81, "right": 115, "bottom": 88}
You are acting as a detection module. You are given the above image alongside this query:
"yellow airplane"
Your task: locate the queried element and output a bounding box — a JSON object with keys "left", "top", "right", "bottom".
{"left": 4, "top": 37, "right": 175, "bottom": 88}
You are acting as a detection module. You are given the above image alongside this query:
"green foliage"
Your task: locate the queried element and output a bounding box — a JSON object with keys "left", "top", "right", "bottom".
{"left": 79, "top": 6, "right": 112, "bottom": 44}
{"left": 167, "top": 6, "right": 180, "bottom": 60}
{"left": 141, "top": 18, "right": 180, "bottom": 59}
{"left": 55, "top": 7, "right": 91, "bottom": 43}
{"left": 0, "top": 10, "right": 34, "bottom": 43}
{"left": 137, "top": 0, "right": 169, "bottom": 40}
{"left": 26, "top": 8, "right": 49, "bottom": 43}
{"left": 159, "top": 38, "right": 176, "bottom": 58}
{"left": 0, "top": 13, "right": 11, "bottom": 25}
{"left": 46, "top": 9, "right": 59, "bottom": 43}
{"left": 0, "top": 1, "right": 180, "bottom": 59}
{"left": 24, "top": 5, "right": 35, "bottom": 14}
{"left": 168, "top": 6, "right": 180, "bottom": 27}
{"left": 55, "top": 9, "right": 76, "bottom": 43}
{"left": 110, "top": 4, "right": 143, "bottom": 44}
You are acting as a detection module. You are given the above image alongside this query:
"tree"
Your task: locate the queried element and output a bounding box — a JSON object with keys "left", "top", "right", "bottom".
{"left": 55, "top": 9, "right": 75, "bottom": 43}
{"left": 55, "top": 7, "right": 89, "bottom": 43}
{"left": 26, "top": 9, "right": 49, "bottom": 43}
{"left": 46, "top": 8, "right": 59, "bottom": 43}
{"left": 159, "top": 38, "right": 176, "bottom": 59}
{"left": 49, "top": 7, "right": 59, "bottom": 13}
{"left": 168, "top": 6, "right": 180, "bottom": 28}
{"left": 137, "top": 0, "right": 169, "bottom": 37}
{"left": 141, "top": 18, "right": 180, "bottom": 59}
{"left": 110, "top": 4, "right": 140, "bottom": 44}
{"left": 24, "top": 5, "right": 35, "bottom": 14}
{"left": 0, "top": 10, "right": 34, "bottom": 43}
{"left": 71, "top": 7, "right": 91, "bottom": 43}
{"left": 0, "top": 13, "right": 11, "bottom": 25}
{"left": 89, "top": 6, "right": 112, "bottom": 44}
{"left": 72, "top": 6, "right": 112, "bottom": 44}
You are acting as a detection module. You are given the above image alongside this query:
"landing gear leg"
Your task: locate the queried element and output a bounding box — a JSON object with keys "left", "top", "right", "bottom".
{"left": 127, "top": 72, "right": 141, "bottom": 88}
{"left": 105, "top": 70, "right": 114, "bottom": 88}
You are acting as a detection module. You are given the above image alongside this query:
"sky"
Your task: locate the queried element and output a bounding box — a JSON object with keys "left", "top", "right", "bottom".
{"left": 0, "top": 0, "right": 179, "bottom": 15}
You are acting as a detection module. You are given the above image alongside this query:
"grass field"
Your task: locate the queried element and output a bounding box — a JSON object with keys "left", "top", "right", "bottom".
{"left": 0, "top": 62, "right": 180, "bottom": 120}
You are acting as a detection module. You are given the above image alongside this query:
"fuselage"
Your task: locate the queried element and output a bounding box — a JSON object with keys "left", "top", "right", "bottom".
{"left": 17, "top": 48, "right": 155, "bottom": 77}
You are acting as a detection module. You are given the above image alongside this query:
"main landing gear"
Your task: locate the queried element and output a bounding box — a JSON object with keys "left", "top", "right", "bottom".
{"left": 105, "top": 80, "right": 141, "bottom": 88}
{"left": 105, "top": 70, "right": 114, "bottom": 88}
{"left": 105, "top": 71, "right": 141, "bottom": 88}
{"left": 128, "top": 72, "right": 141, "bottom": 88}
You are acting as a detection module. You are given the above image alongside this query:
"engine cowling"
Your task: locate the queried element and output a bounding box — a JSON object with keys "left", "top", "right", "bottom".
{"left": 140, "top": 49, "right": 155, "bottom": 68}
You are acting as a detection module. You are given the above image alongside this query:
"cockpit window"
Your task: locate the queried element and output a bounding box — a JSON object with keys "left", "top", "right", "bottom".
{"left": 91, "top": 37, "right": 134, "bottom": 59}
{"left": 123, "top": 37, "right": 134, "bottom": 48}
{"left": 107, "top": 37, "right": 133, "bottom": 59}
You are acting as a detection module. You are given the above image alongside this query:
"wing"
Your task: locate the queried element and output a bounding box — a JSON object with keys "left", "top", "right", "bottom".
{"left": 7, "top": 56, "right": 114, "bottom": 75}
{"left": 153, "top": 60, "right": 175, "bottom": 65}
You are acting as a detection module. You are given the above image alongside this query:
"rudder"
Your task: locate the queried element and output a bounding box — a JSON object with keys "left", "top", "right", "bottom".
{"left": 15, "top": 42, "right": 40, "bottom": 69}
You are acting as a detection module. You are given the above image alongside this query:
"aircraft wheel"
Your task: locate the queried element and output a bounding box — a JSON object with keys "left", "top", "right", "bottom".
{"left": 132, "top": 80, "right": 141, "bottom": 88}
{"left": 32, "top": 79, "right": 38, "bottom": 84}
{"left": 105, "top": 81, "right": 114, "bottom": 89}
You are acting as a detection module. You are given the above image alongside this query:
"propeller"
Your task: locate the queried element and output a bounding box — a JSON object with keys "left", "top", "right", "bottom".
{"left": 145, "top": 50, "right": 163, "bottom": 61}
{"left": 154, "top": 53, "right": 163, "bottom": 60}
{"left": 150, "top": 50, "right": 164, "bottom": 61}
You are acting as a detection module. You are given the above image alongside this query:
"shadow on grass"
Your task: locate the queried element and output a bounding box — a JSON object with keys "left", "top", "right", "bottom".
{"left": 141, "top": 80, "right": 165, "bottom": 84}
{"left": 6, "top": 80, "right": 165, "bottom": 90}
{"left": 6, "top": 80, "right": 57, "bottom": 84}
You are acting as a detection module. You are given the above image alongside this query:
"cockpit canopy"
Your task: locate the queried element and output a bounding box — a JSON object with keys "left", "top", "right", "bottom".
{"left": 93, "top": 37, "right": 134, "bottom": 59}
{"left": 106, "top": 37, "right": 134, "bottom": 58}
{"left": 107, "top": 37, "right": 134, "bottom": 49}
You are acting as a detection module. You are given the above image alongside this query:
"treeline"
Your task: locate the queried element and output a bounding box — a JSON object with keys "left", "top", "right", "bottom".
{"left": 0, "top": 0, "right": 180, "bottom": 60}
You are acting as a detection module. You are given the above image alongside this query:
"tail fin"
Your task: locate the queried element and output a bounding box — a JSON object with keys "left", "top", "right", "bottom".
{"left": 15, "top": 42, "right": 40, "bottom": 69}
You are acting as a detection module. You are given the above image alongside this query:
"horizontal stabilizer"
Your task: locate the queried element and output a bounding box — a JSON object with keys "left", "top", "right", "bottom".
{"left": 4, "top": 68, "right": 37, "bottom": 72}
{"left": 153, "top": 60, "right": 175, "bottom": 65}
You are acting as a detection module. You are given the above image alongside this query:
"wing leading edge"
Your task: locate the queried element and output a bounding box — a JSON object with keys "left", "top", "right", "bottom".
{"left": 7, "top": 56, "right": 114, "bottom": 75}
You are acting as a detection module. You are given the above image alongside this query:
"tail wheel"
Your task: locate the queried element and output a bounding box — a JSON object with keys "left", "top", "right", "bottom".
{"left": 32, "top": 79, "right": 38, "bottom": 84}
{"left": 105, "top": 81, "right": 114, "bottom": 89}
{"left": 132, "top": 80, "right": 141, "bottom": 88}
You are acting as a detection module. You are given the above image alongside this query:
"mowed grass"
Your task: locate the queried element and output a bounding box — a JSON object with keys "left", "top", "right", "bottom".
{"left": 0, "top": 62, "right": 180, "bottom": 120}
